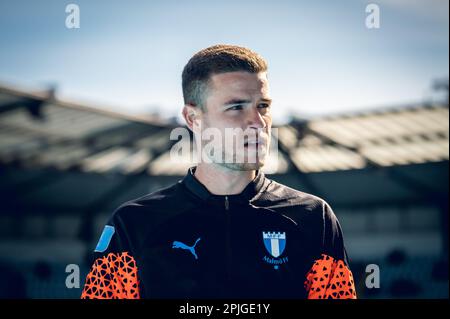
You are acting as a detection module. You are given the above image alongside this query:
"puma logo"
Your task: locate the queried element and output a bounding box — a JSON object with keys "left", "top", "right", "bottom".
{"left": 172, "top": 237, "right": 201, "bottom": 260}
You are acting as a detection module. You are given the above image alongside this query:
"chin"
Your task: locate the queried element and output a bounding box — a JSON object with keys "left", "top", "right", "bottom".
{"left": 220, "top": 161, "right": 265, "bottom": 171}
{"left": 217, "top": 150, "right": 267, "bottom": 171}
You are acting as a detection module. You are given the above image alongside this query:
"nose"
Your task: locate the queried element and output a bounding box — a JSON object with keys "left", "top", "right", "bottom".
{"left": 247, "top": 107, "right": 267, "bottom": 130}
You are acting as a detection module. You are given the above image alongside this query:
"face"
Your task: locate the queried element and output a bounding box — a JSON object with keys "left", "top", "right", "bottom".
{"left": 192, "top": 71, "right": 273, "bottom": 171}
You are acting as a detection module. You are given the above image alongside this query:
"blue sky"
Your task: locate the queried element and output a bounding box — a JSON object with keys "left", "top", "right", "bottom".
{"left": 0, "top": 0, "right": 448, "bottom": 123}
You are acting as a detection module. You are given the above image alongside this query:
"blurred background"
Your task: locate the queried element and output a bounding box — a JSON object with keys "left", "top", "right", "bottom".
{"left": 0, "top": 0, "right": 448, "bottom": 298}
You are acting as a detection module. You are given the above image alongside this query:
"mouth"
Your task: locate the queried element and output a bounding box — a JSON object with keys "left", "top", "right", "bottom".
{"left": 244, "top": 140, "right": 264, "bottom": 148}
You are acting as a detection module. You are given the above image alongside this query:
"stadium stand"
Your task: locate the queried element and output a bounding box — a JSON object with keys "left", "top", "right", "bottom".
{"left": 0, "top": 82, "right": 448, "bottom": 298}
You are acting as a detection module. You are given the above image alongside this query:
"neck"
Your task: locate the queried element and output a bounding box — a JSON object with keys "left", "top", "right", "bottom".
{"left": 194, "top": 163, "right": 256, "bottom": 195}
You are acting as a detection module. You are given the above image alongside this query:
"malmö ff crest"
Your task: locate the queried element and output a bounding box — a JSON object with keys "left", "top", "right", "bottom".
{"left": 262, "top": 231, "right": 289, "bottom": 269}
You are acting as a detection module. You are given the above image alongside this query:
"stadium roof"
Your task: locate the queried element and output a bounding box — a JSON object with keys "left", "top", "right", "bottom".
{"left": 281, "top": 104, "right": 448, "bottom": 173}
{"left": 0, "top": 83, "right": 448, "bottom": 176}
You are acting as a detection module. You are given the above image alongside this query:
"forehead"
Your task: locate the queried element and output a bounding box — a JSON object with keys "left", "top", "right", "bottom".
{"left": 208, "top": 71, "right": 270, "bottom": 98}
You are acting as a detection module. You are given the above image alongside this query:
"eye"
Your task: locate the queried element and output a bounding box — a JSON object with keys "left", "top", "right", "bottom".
{"left": 227, "top": 104, "right": 243, "bottom": 111}
{"left": 257, "top": 103, "right": 270, "bottom": 109}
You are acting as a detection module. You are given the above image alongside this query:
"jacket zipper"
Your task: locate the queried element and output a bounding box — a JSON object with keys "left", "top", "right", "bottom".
{"left": 225, "top": 195, "right": 230, "bottom": 210}
{"left": 225, "top": 196, "right": 232, "bottom": 284}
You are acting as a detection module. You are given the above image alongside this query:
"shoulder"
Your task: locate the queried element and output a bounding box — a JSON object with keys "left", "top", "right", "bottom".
{"left": 103, "top": 181, "right": 195, "bottom": 252}
{"left": 257, "top": 178, "right": 340, "bottom": 230}
{"left": 109, "top": 180, "right": 195, "bottom": 226}
{"left": 262, "top": 179, "right": 333, "bottom": 213}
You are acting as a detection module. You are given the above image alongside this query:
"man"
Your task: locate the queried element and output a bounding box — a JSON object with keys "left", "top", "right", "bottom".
{"left": 81, "top": 44, "right": 357, "bottom": 299}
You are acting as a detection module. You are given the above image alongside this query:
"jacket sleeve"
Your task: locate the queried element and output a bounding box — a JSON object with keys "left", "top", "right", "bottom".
{"left": 304, "top": 201, "right": 357, "bottom": 299}
{"left": 81, "top": 209, "right": 141, "bottom": 299}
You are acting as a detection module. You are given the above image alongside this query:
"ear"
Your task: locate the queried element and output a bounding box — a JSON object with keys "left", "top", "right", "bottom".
{"left": 182, "top": 104, "right": 201, "bottom": 131}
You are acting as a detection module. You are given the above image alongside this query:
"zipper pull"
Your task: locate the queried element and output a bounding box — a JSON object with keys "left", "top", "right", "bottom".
{"left": 225, "top": 196, "right": 229, "bottom": 210}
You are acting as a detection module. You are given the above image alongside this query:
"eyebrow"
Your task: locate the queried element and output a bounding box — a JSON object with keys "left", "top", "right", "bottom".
{"left": 223, "top": 99, "right": 252, "bottom": 106}
{"left": 260, "top": 98, "right": 273, "bottom": 104}
{"left": 223, "top": 98, "right": 272, "bottom": 106}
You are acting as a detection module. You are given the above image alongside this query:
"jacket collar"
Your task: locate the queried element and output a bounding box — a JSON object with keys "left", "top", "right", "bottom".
{"left": 182, "top": 166, "right": 268, "bottom": 206}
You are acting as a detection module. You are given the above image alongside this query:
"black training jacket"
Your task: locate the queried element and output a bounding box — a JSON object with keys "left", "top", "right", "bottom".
{"left": 81, "top": 167, "right": 357, "bottom": 299}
